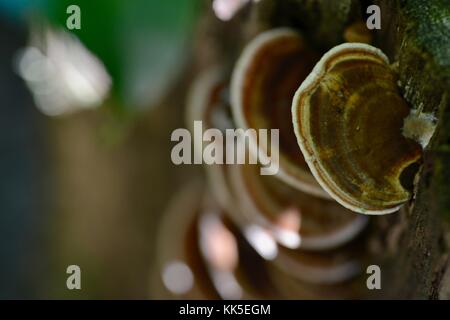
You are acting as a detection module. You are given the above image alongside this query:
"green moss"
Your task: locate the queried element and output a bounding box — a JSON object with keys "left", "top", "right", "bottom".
{"left": 403, "top": 0, "right": 450, "bottom": 77}
{"left": 369, "top": 0, "right": 450, "bottom": 298}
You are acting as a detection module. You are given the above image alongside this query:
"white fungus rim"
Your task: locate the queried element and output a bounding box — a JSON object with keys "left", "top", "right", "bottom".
{"left": 291, "top": 42, "right": 404, "bottom": 215}
{"left": 230, "top": 27, "right": 330, "bottom": 199}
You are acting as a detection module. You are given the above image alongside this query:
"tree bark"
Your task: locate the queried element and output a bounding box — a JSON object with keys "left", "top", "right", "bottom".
{"left": 243, "top": 0, "right": 450, "bottom": 298}
{"left": 374, "top": 0, "right": 450, "bottom": 299}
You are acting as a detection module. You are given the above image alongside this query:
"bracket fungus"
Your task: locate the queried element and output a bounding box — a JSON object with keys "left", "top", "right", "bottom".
{"left": 230, "top": 28, "right": 330, "bottom": 198}
{"left": 292, "top": 43, "right": 424, "bottom": 215}
{"left": 266, "top": 240, "right": 367, "bottom": 299}
{"left": 186, "top": 67, "right": 233, "bottom": 135}
{"left": 186, "top": 67, "right": 237, "bottom": 213}
{"left": 227, "top": 163, "right": 368, "bottom": 250}
{"left": 270, "top": 241, "right": 365, "bottom": 287}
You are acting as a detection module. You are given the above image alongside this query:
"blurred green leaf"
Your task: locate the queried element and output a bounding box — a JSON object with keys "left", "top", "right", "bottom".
{"left": 44, "top": 0, "right": 200, "bottom": 112}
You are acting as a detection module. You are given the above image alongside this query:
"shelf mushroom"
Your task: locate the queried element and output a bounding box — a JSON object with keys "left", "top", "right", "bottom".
{"left": 227, "top": 163, "right": 368, "bottom": 250}
{"left": 230, "top": 28, "right": 330, "bottom": 198}
{"left": 266, "top": 240, "right": 368, "bottom": 299}
{"left": 186, "top": 67, "right": 238, "bottom": 213}
{"left": 292, "top": 43, "right": 424, "bottom": 215}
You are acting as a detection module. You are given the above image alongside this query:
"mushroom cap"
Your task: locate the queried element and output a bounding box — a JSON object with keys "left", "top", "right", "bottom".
{"left": 266, "top": 240, "right": 367, "bottom": 298}
{"left": 186, "top": 66, "right": 233, "bottom": 135}
{"left": 292, "top": 43, "right": 423, "bottom": 215}
{"left": 271, "top": 239, "right": 365, "bottom": 286}
{"left": 230, "top": 28, "right": 330, "bottom": 198}
{"left": 227, "top": 163, "right": 368, "bottom": 250}
{"left": 186, "top": 67, "right": 238, "bottom": 214}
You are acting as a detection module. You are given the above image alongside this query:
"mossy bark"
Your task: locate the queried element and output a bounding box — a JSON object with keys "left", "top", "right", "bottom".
{"left": 248, "top": 0, "right": 450, "bottom": 298}
{"left": 374, "top": 0, "right": 450, "bottom": 299}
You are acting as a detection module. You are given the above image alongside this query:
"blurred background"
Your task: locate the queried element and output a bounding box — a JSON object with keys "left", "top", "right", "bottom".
{"left": 0, "top": 0, "right": 206, "bottom": 299}
{"left": 1, "top": 0, "right": 448, "bottom": 299}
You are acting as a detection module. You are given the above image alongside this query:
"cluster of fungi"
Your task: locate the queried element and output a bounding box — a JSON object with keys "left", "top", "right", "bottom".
{"left": 152, "top": 20, "right": 433, "bottom": 299}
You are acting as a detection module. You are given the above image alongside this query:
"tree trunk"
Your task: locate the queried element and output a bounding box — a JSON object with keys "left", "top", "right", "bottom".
{"left": 374, "top": 0, "right": 450, "bottom": 299}
{"left": 232, "top": 0, "right": 450, "bottom": 299}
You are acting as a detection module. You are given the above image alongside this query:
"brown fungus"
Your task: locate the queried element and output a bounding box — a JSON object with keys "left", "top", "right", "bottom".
{"left": 186, "top": 67, "right": 237, "bottom": 213}
{"left": 230, "top": 28, "right": 330, "bottom": 198}
{"left": 292, "top": 43, "right": 423, "bottom": 215}
{"left": 227, "top": 163, "right": 368, "bottom": 250}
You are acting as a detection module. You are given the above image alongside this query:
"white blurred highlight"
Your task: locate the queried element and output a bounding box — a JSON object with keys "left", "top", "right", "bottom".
{"left": 162, "top": 261, "right": 194, "bottom": 295}
{"left": 212, "top": 0, "right": 260, "bottom": 21}
{"left": 15, "top": 26, "right": 111, "bottom": 116}
{"left": 199, "top": 213, "right": 239, "bottom": 271}
{"left": 244, "top": 225, "right": 278, "bottom": 260}
{"left": 199, "top": 212, "right": 243, "bottom": 299}
{"left": 273, "top": 207, "right": 302, "bottom": 249}
{"left": 211, "top": 270, "right": 243, "bottom": 300}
